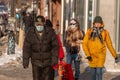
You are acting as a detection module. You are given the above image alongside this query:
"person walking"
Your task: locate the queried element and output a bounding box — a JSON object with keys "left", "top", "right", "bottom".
{"left": 23, "top": 15, "right": 59, "bottom": 80}
{"left": 65, "top": 19, "right": 84, "bottom": 80}
{"left": 82, "top": 16, "right": 119, "bottom": 80}
{"left": 45, "top": 19, "right": 64, "bottom": 61}
{"left": 23, "top": 12, "right": 34, "bottom": 34}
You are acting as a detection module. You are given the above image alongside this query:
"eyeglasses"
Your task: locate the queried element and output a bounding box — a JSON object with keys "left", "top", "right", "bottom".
{"left": 70, "top": 23, "right": 76, "bottom": 25}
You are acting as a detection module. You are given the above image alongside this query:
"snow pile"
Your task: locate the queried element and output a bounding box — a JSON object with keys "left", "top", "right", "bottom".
{"left": 0, "top": 45, "right": 22, "bottom": 65}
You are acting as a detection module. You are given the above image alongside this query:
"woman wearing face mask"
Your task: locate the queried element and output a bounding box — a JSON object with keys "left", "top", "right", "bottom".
{"left": 23, "top": 15, "right": 59, "bottom": 80}
{"left": 65, "top": 19, "right": 84, "bottom": 80}
{"left": 82, "top": 16, "right": 118, "bottom": 80}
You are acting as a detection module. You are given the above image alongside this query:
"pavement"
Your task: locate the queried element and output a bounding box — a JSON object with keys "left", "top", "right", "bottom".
{"left": 79, "top": 63, "right": 120, "bottom": 80}
{"left": 0, "top": 46, "right": 120, "bottom": 80}
{"left": 55, "top": 62, "right": 120, "bottom": 80}
{"left": 0, "top": 59, "right": 120, "bottom": 80}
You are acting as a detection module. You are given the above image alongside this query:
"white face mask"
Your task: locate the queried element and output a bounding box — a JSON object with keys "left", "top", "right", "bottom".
{"left": 70, "top": 25, "right": 75, "bottom": 29}
{"left": 36, "top": 26, "right": 44, "bottom": 32}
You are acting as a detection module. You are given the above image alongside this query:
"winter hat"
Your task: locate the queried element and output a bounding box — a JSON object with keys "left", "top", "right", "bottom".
{"left": 93, "top": 16, "right": 103, "bottom": 24}
{"left": 35, "top": 15, "right": 45, "bottom": 24}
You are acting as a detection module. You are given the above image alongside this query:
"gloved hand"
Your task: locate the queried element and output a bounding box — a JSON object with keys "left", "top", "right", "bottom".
{"left": 23, "top": 59, "right": 29, "bottom": 69}
{"left": 86, "top": 56, "right": 92, "bottom": 61}
{"left": 75, "top": 54, "right": 82, "bottom": 61}
{"left": 23, "top": 65, "right": 28, "bottom": 69}
{"left": 115, "top": 57, "right": 119, "bottom": 63}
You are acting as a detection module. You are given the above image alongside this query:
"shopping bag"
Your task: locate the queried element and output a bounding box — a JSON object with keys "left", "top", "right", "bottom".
{"left": 58, "top": 61, "right": 74, "bottom": 80}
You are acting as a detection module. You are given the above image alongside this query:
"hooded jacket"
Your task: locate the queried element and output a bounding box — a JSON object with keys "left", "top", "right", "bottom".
{"left": 82, "top": 27, "right": 117, "bottom": 67}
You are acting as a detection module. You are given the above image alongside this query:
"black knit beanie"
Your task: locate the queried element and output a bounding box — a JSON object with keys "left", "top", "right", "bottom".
{"left": 36, "top": 15, "right": 45, "bottom": 23}
{"left": 93, "top": 16, "right": 103, "bottom": 24}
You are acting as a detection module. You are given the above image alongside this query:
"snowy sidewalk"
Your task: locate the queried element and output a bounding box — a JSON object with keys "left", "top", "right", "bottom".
{"left": 0, "top": 46, "right": 22, "bottom": 66}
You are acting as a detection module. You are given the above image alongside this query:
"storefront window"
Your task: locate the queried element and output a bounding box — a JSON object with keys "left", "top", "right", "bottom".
{"left": 75, "top": 0, "right": 85, "bottom": 30}
{"left": 119, "top": 23, "right": 120, "bottom": 52}
{"left": 88, "top": 0, "right": 93, "bottom": 28}
{"left": 116, "top": 0, "right": 120, "bottom": 52}
{"left": 118, "top": 1, "right": 120, "bottom": 52}
{"left": 75, "top": 0, "right": 99, "bottom": 31}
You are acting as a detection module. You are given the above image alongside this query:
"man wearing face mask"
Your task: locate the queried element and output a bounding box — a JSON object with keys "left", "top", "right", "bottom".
{"left": 23, "top": 15, "right": 59, "bottom": 80}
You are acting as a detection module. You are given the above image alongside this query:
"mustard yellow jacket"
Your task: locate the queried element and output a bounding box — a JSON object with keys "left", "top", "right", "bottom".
{"left": 82, "top": 28, "right": 117, "bottom": 67}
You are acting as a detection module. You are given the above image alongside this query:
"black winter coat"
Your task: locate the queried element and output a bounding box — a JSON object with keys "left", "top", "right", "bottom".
{"left": 23, "top": 26, "right": 59, "bottom": 68}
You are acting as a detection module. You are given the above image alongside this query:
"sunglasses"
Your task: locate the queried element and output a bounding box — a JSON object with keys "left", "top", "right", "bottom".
{"left": 70, "top": 23, "right": 76, "bottom": 25}
{"left": 35, "top": 23, "right": 43, "bottom": 26}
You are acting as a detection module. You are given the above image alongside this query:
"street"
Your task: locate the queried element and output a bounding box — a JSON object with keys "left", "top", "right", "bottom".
{"left": 0, "top": 37, "right": 120, "bottom": 80}
{"left": 0, "top": 62, "right": 120, "bottom": 80}
{"left": 0, "top": 45, "right": 120, "bottom": 80}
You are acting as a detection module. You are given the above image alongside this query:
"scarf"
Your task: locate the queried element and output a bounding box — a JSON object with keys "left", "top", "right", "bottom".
{"left": 90, "top": 27, "right": 104, "bottom": 43}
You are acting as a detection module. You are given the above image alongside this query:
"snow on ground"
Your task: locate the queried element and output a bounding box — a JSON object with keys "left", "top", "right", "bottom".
{"left": 0, "top": 45, "right": 22, "bottom": 65}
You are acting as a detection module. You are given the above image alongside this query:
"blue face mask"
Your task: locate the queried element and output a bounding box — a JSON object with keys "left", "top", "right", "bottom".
{"left": 36, "top": 26, "right": 44, "bottom": 32}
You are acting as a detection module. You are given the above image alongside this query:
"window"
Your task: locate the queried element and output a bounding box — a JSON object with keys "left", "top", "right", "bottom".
{"left": 75, "top": 0, "right": 99, "bottom": 31}
{"left": 75, "top": 0, "right": 85, "bottom": 30}
{"left": 116, "top": 0, "right": 120, "bottom": 52}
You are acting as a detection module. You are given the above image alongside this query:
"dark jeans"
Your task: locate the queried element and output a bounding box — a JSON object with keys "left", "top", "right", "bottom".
{"left": 90, "top": 67, "right": 103, "bottom": 80}
{"left": 32, "top": 65, "right": 54, "bottom": 80}
{"left": 66, "top": 53, "right": 80, "bottom": 78}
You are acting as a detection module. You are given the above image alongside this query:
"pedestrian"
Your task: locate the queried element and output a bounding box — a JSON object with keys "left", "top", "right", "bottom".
{"left": 45, "top": 19, "right": 64, "bottom": 61}
{"left": 23, "top": 15, "right": 60, "bottom": 80}
{"left": 45, "top": 19, "right": 74, "bottom": 80}
{"left": 7, "top": 30, "right": 15, "bottom": 54}
{"left": 7, "top": 18, "right": 16, "bottom": 54}
{"left": 45, "top": 19, "right": 65, "bottom": 76}
{"left": 65, "top": 19, "right": 84, "bottom": 80}
{"left": 23, "top": 12, "right": 34, "bottom": 34}
{"left": 82, "top": 16, "right": 119, "bottom": 80}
